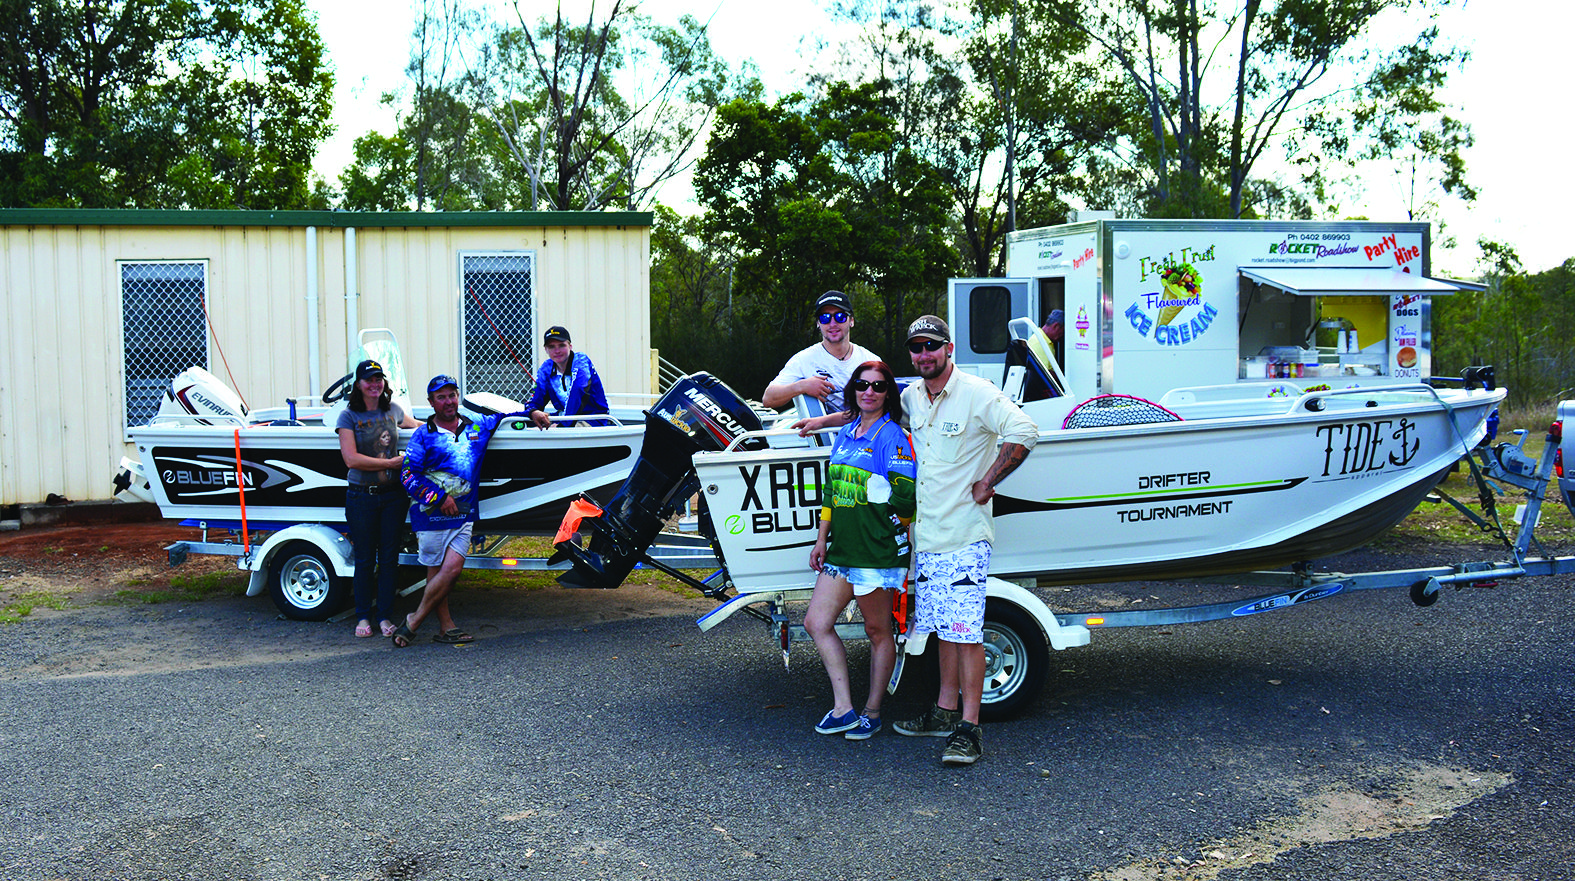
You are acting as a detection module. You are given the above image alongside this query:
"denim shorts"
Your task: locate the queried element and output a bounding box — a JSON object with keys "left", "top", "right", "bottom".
{"left": 819, "top": 563, "right": 906, "bottom": 597}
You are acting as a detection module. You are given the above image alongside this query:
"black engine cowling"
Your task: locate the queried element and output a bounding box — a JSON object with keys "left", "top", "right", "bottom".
{"left": 554, "top": 372, "right": 765, "bottom": 588}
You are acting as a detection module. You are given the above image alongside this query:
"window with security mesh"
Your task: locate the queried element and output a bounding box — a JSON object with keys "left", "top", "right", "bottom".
{"left": 461, "top": 253, "right": 536, "bottom": 401}
{"left": 122, "top": 261, "right": 208, "bottom": 427}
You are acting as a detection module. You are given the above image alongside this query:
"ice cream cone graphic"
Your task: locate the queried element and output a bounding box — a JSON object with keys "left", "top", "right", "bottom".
{"left": 1157, "top": 263, "right": 1202, "bottom": 326}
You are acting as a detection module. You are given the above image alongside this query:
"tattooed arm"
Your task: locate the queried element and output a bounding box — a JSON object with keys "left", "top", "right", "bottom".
{"left": 972, "top": 442, "right": 1031, "bottom": 504}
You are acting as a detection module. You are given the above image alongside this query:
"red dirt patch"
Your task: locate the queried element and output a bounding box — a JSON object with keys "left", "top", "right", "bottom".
{"left": 0, "top": 522, "right": 235, "bottom": 599}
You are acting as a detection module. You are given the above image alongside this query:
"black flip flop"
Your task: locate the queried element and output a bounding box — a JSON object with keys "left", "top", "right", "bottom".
{"left": 391, "top": 623, "right": 416, "bottom": 648}
{"left": 433, "top": 628, "right": 475, "bottom": 644}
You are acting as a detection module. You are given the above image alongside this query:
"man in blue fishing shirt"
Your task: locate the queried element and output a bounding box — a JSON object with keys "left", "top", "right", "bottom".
{"left": 393, "top": 375, "right": 523, "bottom": 646}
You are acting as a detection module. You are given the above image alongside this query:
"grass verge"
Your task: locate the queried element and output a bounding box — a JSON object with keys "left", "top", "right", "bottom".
{"left": 0, "top": 590, "right": 74, "bottom": 624}
{"left": 1373, "top": 407, "right": 1574, "bottom": 552}
{"left": 107, "top": 570, "right": 249, "bottom": 606}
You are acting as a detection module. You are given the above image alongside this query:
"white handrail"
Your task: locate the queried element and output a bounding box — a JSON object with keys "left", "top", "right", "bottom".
{"left": 721, "top": 426, "right": 837, "bottom": 453}
{"left": 535, "top": 412, "right": 627, "bottom": 427}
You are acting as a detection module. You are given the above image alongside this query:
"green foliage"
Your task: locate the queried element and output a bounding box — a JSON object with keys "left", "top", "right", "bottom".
{"left": 649, "top": 205, "right": 757, "bottom": 382}
{"left": 1433, "top": 241, "right": 1575, "bottom": 406}
{"left": 343, "top": 1, "right": 747, "bottom": 211}
{"left": 340, "top": 131, "right": 414, "bottom": 211}
{"left": 1039, "top": 0, "right": 1473, "bottom": 220}
{"left": 0, "top": 590, "right": 73, "bottom": 624}
{"left": 0, "top": 0, "right": 335, "bottom": 208}
{"left": 690, "top": 82, "right": 957, "bottom": 389}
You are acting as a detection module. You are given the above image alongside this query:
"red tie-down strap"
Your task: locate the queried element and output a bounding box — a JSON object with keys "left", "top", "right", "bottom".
{"left": 553, "top": 498, "right": 605, "bottom": 546}
{"left": 892, "top": 564, "right": 912, "bottom": 636}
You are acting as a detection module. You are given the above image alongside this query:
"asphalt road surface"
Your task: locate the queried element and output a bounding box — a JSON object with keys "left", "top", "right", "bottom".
{"left": 1, "top": 547, "right": 1572, "bottom": 881}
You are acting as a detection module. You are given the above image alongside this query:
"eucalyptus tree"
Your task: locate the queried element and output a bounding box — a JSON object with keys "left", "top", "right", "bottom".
{"left": 695, "top": 82, "right": 956, "bottom": 382}
{"left": 817, "top": 0, "right": 1128, "bottom": 275}
{"left": 484, "top": 0, "right": 740, "bottom": 210}
{"left": 0, "top": 0, "right": 334, "bottom": 208}
{"left": 1036, "top": 0, "right": 1473, "bottom": 219}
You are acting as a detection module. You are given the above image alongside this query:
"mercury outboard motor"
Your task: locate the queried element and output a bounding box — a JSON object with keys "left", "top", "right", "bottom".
{"left": 554, "top": 373, "right": 766, "bottom": 589}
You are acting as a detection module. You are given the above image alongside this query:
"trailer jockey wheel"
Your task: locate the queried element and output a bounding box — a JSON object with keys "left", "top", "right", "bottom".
{"left": 1410, "top": 578, "right": 1441, "bottom": 608}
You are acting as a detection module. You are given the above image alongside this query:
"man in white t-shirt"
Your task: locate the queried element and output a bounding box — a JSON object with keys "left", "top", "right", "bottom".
{"left": 763, "top": 290, "right": 879, "bottom": 423}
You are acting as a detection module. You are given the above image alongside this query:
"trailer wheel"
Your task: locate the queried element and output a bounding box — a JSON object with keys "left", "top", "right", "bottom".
{"left": 980, "top": 599, "right": 1050, "bottom": 721}
{"left": 268, "top": 542, "right": 350, "bottom": 621}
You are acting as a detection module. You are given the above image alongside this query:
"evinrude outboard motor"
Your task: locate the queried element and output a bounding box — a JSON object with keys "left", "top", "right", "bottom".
{"left": 554, "top": 372, "right": 765, "bottom": 589}
{"left": 157, "top": 367, "right": 249, "bottom": 424}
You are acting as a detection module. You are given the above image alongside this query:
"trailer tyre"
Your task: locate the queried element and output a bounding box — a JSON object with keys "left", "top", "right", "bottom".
{"left": 980, "top": 599, "right": 1050, "bottom": 721}
{"left": 268, "top": 542, "right": 350, "bottom": 621}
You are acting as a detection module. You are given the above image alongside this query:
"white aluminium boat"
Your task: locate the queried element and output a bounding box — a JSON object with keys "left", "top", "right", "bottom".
{"left": 551, "top": 366, "right": 1505, "bottom": 720}
{"left": 685, "top": 379, "right": 1504, "bottom": 593}
{"left": 115, "top": 365, "right": 652, "bottom": 535}
{"left": 555, "top": 367, "right": 1503, "bottom": 594}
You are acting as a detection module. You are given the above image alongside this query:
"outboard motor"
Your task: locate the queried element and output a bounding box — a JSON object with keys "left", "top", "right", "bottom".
{"left": 156, "top": 367, "right": 249, "bottom": 424}
{"left": 554, "top": 373, "right": 765, "bottom": 589}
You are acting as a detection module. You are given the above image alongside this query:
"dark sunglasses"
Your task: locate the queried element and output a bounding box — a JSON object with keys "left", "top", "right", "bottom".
{"left": 817, "top": 311, "right": 851, "bottom": 325}
{"left": 850, "top": 379, "right": 888, "bottom": 392}
{"left": 907, "top": 339, "right": 946, "bottom": 353}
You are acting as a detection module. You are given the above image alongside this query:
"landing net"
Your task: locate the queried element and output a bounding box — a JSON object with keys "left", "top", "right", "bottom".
{"left": 1062, "top": 395, "right": 1182, "bottom": 429}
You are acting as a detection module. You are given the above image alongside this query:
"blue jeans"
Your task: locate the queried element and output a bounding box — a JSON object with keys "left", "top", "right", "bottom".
{"left": 346, "top": 485, "right": 407, "bottom": 622}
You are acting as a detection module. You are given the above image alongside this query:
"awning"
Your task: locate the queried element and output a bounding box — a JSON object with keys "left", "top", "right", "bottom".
{"left": 1239, "top": 266, "right": 1486, "bottom": 297}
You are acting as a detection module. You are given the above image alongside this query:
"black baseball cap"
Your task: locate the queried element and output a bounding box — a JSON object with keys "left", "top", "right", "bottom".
{"left": 544, "top": 325, "right": 571, "bottom": 343}
{"left": 815, "top": 290, "right": 852, "bottom": 314}
{"left": 355, "top": 359, "right": 385, "bottom": 381}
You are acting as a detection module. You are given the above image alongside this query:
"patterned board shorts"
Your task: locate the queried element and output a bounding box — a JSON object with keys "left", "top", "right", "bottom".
{"left": 819, "top": 563, "right": 906, "bottom": 598}
{"left": 417, "top": 522, "right": 473, "bottom": 567}
{"left": 912, "top": 540, "right": 991, "bottom": 644}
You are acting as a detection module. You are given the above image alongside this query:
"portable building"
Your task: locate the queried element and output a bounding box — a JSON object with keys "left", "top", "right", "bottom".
{"left": 0, "top": 209, "right": 653, "bottom": 507}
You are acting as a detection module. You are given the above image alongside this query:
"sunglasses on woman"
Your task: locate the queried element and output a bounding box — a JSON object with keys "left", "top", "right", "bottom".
{"left": 907, "top": 339, "right": 946, "bottom": 353}
{"left": 850, "top": 379, "right": 888, "bottom": 392}
{"left": 817, "top": 311, "right": 851, "bottom": 325}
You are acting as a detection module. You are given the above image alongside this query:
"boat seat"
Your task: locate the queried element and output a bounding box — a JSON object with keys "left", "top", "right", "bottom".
{"left": 1004, "top": 318, "right": 1067, "bottom": 402}
{"left": 792, "top": 394, "right": 836, "bottom": 447}
{"left": 1003, "top": 339, "right": 1062, "bottom": 403}
{"left": 463, "top": 392, "right": 525, "bottom": 416}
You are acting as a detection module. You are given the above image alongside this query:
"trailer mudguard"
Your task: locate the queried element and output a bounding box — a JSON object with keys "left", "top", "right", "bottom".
{"left": 242, "top": 524, "right": 355, "bottom": 597}
{"left": 901, "top": 577, "right": 1090, "bottom": 655}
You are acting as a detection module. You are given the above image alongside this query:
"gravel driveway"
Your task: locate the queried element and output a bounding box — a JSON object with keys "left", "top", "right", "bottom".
{"left": 1, "top": 526, "right": 1571, "bottom": 881}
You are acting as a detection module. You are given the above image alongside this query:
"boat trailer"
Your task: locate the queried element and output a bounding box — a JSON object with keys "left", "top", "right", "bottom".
{"left": 677, "top": 403, "right": 1575, "bottom": 720}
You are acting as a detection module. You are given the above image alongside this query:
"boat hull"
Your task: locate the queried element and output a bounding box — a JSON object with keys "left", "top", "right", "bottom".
{"left": 128, "top": 418, "right": 643, "bottom": 533}
{"left": 693, "top": 387, "right": 1504, "bottom": 590}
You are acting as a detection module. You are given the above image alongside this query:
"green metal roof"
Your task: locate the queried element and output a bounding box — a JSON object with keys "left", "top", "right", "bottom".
{"left": 0, "top": 208, "right": 651, "bottom": 228}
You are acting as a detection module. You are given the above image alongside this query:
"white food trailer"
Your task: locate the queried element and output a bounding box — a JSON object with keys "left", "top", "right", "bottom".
{"left": 949, "top": 218, "right": 1485, "bottom": 402}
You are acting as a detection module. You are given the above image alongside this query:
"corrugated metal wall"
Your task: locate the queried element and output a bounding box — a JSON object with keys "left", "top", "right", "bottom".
{"left": 0, "top": 220, "right": 651, "bottom": 505}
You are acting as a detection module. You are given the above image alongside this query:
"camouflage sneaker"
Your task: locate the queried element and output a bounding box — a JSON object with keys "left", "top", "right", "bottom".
{"left": 940, "top": 721, "right": 983, "bottom": 765}
{"left": 893, "top": 703, "right": 962, "bottom": 738}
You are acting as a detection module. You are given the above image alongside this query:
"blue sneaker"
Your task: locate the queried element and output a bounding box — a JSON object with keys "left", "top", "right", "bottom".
{"left": 845, "top": 715, "right": 881, "bottom": 740}
{"left": 814, "top": 708, "right": 859, "bottom": 734}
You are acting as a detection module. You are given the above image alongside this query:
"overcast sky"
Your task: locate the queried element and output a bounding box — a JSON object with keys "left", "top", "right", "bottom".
{"left": 306, "top": 0, "right": 1571, "bottom": 276}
